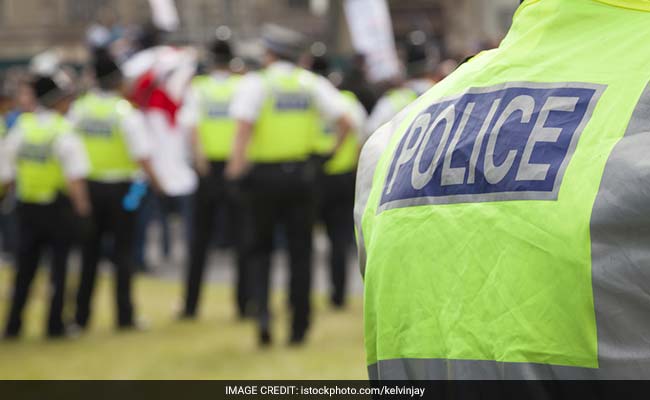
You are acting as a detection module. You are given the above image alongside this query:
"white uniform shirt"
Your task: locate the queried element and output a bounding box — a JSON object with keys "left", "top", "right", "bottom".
{"left": 0, "top": 133, "right": 8, "bottom": 185}
{"left": 230, "top": 61, "right": 347, "bottom": 124}
{"left": 2, "top": 109, "right": 90, "bottom": 183}
{"left": 68, "top": 90, "right": 153, "bottom": 162}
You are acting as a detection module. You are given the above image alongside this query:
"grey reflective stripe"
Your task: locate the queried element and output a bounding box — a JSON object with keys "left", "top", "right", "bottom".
{"left": 354, "top": 123, "right": 393, "bottom": 277}
{"left": 589, "top": 82, "right": 650, "bottom": 378}
{"left": 354, "top": 101, "right": 423, "bottom": 277}
{"left": 367, "top": 84, "right": 650, "bottom": 381}
{"left": 369, "top": 358, "right": 650, "bottom": 380}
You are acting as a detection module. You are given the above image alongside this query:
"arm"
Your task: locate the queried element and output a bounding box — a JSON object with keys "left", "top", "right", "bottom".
{"left": 225, "top": 120, "right": 254, "bottom": 180}
{"left": 67, "top": 178, "right": 91, "bottom": 217}
{"left": 313, "top": 76, "right": 353, "bottom": 157}
{"left": 178, "top": 87, "right": 209, "bottom": 177}
{"left": 56, "top": 130, "right": 92, "bottom": 217}
{"left": 190, "top": 127, "right": 210, "bottom": 177}
{"left": 225, "top": 73, "right": 265, "bottom": 180}
{"left": 121, "top": 108, "right": 165, "bottom": 193}
{"left": 1, "top": 128, "right": 20, "bottom": 197}
{"left": 331, "top": 115, "right": 353, "bottom": 157}
{"left": 138, "top": 158, "right": 163, "bottom": 194}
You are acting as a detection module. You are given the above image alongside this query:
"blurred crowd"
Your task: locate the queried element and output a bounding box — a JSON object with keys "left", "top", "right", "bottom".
{"left": 0, "top": 16, "right": 488, "bottom": 346}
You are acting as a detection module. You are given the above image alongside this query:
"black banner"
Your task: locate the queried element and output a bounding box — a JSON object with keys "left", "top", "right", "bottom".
{"left": 0, "top": 380, "right": 647, "bottom": 400}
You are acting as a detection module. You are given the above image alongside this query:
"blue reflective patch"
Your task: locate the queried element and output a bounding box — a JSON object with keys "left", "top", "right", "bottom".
{"left": 204, "top": 101, "right": 231, "bottom": 118}
{"left": 18, "top": 142, "right": 54, "bottom": 163}
{"left": 79, "top": 119, "right": 114, "bottom": 138}
{"left": 380, "top": 83, "right": 605, "bottom": 210}
{"left": 273, "top": 92, "right": 311, "bottom": 111}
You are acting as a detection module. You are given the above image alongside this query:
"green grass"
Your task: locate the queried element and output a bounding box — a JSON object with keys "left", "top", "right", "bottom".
{"left": 0, "top": 266, "right": 367, "bottom": 380}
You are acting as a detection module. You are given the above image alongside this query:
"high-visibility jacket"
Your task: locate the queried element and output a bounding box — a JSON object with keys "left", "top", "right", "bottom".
{"left": 73, "top": 93, "right": 138, "bottom": 182}
{"left": 248, "top": 68, "right": 320, "bottom": 163}
{"left": 315, "top": 91, "right": 362, "bottom": 175}
{"left": 15, "top": 113, "right": 66, "bottom": 204}
{"left": 355, "top": 0, "right": 650, "bottom": 380}
{"left": 0, "top": 116, "right": 6, "bottom": 137}
{"left": 386, "top": 88, "right": 418, "bottom": 114}
{"left": 0, "top": 116, "right": 6, "bottom": 198}
{"left": 192, "top": 74, "right": 241, "bottom": 162}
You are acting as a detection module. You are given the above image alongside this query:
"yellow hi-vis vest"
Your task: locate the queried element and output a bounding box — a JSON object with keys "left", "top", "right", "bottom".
{"left": 0, "top": 116, "right": 6, "bottom": 198}
{"left": 248, "top": 68, "right": 320, "bottom": 163}
{"left": 73, "top": 93, "right": 138, "bottom": 182}
{"left": 15, "top": 113, "right": 66, "bottom": 204}
{"left": 356, "top": 0, "right": 650, "bottom": 380}
{"left": 386, "top": 87, "right": 418, "bottom": 111}
{"left": 193, "top": 74, "right": 241, "bottom": 162}
{"left": 314, "top": 91, "right": 361, "bottom": 175}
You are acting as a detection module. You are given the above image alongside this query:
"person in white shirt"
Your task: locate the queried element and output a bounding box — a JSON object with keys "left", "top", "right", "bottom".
{"left": 309, "top": 54, "right": 368, "bottom": 309}
{"left": 177, "top": 36, "right": 251, "bottom": 320}
{"left": 366, "top": 34, "right": 439, "bottom": 138}
{"left": 3, "top": 75, "right": 90, "bottom": 339}
{"left": 122, "top": 31, "right": 198, "bottom": 272}
{"left": 68, "top": 51, "right": 162, "bottom": 331}
{"left": 227, "top": 24, "right": 352, "bottom": 346}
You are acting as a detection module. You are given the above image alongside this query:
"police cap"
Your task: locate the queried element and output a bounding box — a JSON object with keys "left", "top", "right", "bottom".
{"left": 262, "top": 24, "right": 306, "bottom": 61}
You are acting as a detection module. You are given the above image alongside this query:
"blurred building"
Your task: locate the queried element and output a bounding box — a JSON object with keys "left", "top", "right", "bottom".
{"left": 0, "top": 0, "right": 149, "bottom": 65}
{"left": 0, "top": 0, "right": 518, "bottom": 65}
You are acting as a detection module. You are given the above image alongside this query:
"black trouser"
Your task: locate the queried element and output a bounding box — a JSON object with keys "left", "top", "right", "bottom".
{"left": 75, "top": 181, "right": 136, "bottom": 328}
{"left": 243, "top": 162, "right": 316, "bottom": 336}
{"left": 184, "top": 162, "right": 250, "bottom": 317}
{"left": 4, "top": 198, "right": 73, "bottom": 337}
{"left": 0, "top": 199, "right": 17, "bottom": 256}
{"left": 318, "top": 171, "right": 356, "bottom": 306}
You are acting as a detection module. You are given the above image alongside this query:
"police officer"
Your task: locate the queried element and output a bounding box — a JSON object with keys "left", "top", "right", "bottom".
{"left": 179, "top": 34, "right": 249, "bottom": 319}
{"left": 227, "top": 25, "right": 351, "bottom": 346}
{"left": 0, "top": 81, "right": 9, "bottom": 257}
{"left": 365, "top": 32, "right": 438, "bottom": 137}
{"left": 70, "top": 51, "right": 160, "bottom": 331}
{"left": 310, "top": 55, "right": 367, "bottom": 308}
{"left": 356, "top": 0, "right": 650, "bottom": 380}
{"left": 0, "top": 89, "right": 8, "bottom": 262}
{"left": 2, "top": 75, "right": 90, "bottom": 339}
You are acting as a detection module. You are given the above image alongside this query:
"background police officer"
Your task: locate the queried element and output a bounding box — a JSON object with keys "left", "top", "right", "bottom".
{"left": 70, "top": 51, "right": 161, "bottom": 331}
{"left": 226, "top": 24, "right": 352, "bottom": 346}
{"left": 0, "top": 80, "right": 9, "bottom": 259}
{"left": 366, "top": 32, "right": 438, "bottom": 137}
{"left": 310, "top": 55, "right": 368, "bottom": 308}
{"left": 2, "top": 75, "right": 90, "bottom": 339}
{"left": 179, "top": 33, "right": 249, "bottom": 319}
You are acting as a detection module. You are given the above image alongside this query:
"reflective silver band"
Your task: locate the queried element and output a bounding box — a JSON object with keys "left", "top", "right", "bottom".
{"left": 369, "top": 358, "right": 650, "bottom": 380}
{"left": 354, "top": 102, "right": 424, "bottom": 276}
{"left": 589, "top": 82, "right": 650, "bottom": 377}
